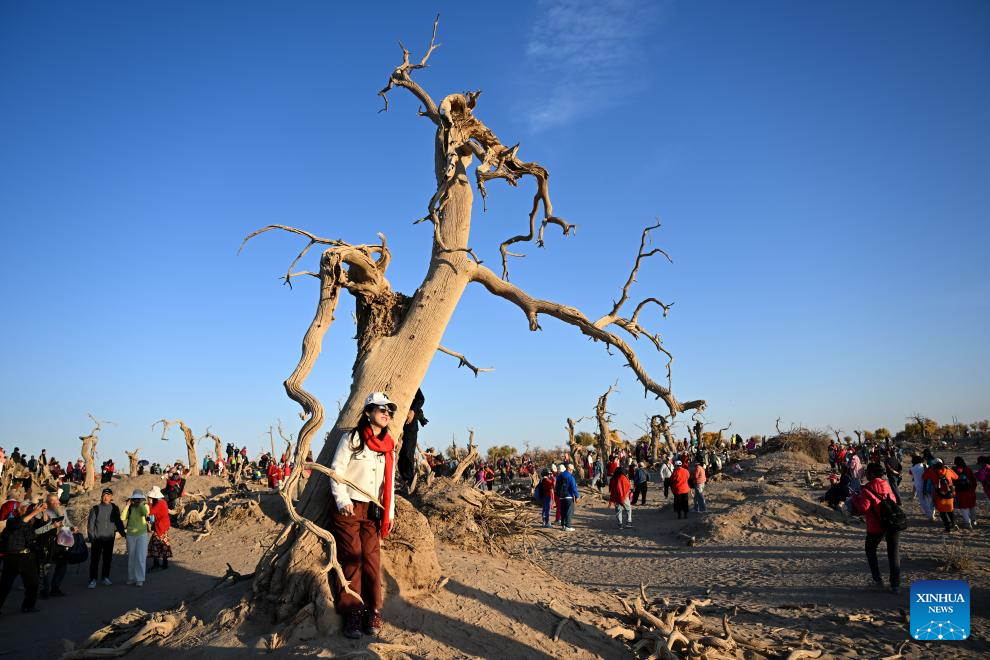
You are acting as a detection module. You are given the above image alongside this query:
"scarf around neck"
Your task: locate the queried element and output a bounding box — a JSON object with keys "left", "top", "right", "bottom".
{"left": 361, "top": 425, "right": 395, "bottom": 538}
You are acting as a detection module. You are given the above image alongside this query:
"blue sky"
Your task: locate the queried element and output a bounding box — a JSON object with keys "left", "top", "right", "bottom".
{"left": 1, "top": 1, "right": 987, "bottom": 464}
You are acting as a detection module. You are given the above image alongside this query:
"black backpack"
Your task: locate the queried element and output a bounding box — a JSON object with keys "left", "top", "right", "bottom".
{"left": 935, "top": 475, "right": 954, "bottom": 499}
{"left": 66, "top": 532, "right": 89, "bottom": 565}
{"left": 866, "top": 486, "right": 907, "bottom": 533}
{"left": 956, "top": 471, "right": 972, "bottom": 492}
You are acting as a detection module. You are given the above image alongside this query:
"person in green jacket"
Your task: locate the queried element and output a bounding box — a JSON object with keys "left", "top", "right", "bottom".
{"left": 120, "top": 490, "right": 150, "bottom": 587}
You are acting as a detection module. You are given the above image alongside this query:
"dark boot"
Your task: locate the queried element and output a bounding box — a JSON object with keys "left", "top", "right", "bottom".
{"left": 343, "top": 610, "right": 363, "bottom": 639}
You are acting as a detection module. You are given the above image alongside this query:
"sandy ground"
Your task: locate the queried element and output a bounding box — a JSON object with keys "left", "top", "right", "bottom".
{"left": 5, "top": 446, "right": 988, "bottom": 659}
{"left": 533, "top": 448, "right": 990, "bottom": 658}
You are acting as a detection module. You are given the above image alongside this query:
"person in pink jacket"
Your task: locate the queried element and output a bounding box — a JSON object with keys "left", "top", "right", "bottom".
{"left": 852, "top": 463, "right": 901, "bottom": 593}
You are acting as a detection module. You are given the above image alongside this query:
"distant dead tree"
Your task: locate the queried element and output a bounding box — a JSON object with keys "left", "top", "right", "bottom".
{"left": 238, "top": 17, "right": 705, "bottom": 632}
{"left": 595, "top": 384, "right": 619, "bottom": 459}
{"left": 200, "top": 426, "right": 223, "bottom": 465}
{"left": 125, "top": 448, "right": 141, "bottom": 478}
{"left": 79, "top": 413, "right": 113, "bottom": 490}
{"left": 153, "top": 419, "right": 199, "bottom": 476}
{"left": 565, "top": 416, "right": 589, "bottom": 479}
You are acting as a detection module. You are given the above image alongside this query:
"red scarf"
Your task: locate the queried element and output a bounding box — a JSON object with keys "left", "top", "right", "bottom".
{"left": 361, "top": 425, "right": 395, "bottom": 538}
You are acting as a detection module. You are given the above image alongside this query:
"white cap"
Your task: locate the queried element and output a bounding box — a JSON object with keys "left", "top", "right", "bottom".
{"left": 364, "top": 392, "right": 398, "bottom": 412}
{"left": 674, "top": 460, "right": 682, "bottom": 466}
{"left": 551, "top": 464, "right": 559, "bottom": 473}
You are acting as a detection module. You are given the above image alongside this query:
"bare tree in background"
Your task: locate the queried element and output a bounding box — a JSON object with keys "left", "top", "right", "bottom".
{"left": 153, "top": 419, "right": 199, "bottom": 476}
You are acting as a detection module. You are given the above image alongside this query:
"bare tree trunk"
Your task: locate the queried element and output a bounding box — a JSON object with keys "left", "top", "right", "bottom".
{"left": 596, "top": 386, "right": 616, "bottom": 460}
{"left": 80, "top": 435, "right": 97, "bottom": 491}
{"left": 125, "top": 449, "right": 140, "bottom": 478}
{"left": 566, "top": 417, "right": 587, "bottom": 480}
{"left": 153, "top": 419, "right": 200, "bottom": 476}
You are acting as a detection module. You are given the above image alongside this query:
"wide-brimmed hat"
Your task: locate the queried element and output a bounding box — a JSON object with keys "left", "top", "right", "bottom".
{"left": 146, "top": 486, "right": 165, "bottom": 499}
{"left": 129, "top": 489, "right": 146, "bottom": 500}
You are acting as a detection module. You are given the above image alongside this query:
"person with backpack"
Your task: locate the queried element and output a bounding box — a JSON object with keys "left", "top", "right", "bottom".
{"left": 0, "top": 498, "right": 47, "bottom": 614}
{"left": 609, "top": 466, "right": 633, "bottom": 529}
{"left": 851, "top": 462, "right": 903, "bottom": 594}
{"left": 86, "top": 487, "right": 126, "bottom": 588}
{"left": 632, "top": 462, "right": 650, "bottom": 505}
{"left": 952, "top": 456, "right": 977, "bottom": 529}
{"left": 554, "top": 463, "right": 579, "bottom": 532}
{"left": 931, "top": 459, "right": 959, "bottom": 532}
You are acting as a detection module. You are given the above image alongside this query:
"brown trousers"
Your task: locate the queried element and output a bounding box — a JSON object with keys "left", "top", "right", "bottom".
{"left": 330, "top": 501, "right": 382, "bottom": 614}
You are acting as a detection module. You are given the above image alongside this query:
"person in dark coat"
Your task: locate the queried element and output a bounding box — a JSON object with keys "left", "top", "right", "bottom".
{"left": 0, "top": 499, "right": 47, "bottom": 613}
{"left": 398, "top": 389, "right": 427, "bottom": 485}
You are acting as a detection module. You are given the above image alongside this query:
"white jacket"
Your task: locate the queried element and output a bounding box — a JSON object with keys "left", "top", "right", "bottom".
{"left": 329, "top": 430, "right": 395, "bottom": 521}
{"left": 659, "top": 464, "right": 673, "bottom": 479}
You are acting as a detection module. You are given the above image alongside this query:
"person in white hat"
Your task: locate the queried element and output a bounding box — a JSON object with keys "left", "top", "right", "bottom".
{"left": 120, "top": 489, "right": 150, "bottom": 586}
{"left": 146, "top": 486, "right": 172, "bottom": 571}
{"left": 329, "top": 391, "right": 399, "bottom": 639}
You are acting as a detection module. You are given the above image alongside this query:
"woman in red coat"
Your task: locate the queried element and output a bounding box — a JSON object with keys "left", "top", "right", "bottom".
{"left": 146, "top": 486, "right": 173, "bottom": 570}
{"left": 609, "top": 467, "right": 633, "bottom": 528}
{"left": 953, "top": 456, "right": 978, "bottom": 529}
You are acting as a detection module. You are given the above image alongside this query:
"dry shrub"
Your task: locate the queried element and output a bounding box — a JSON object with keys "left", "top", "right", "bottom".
{"left": 939, "top": 540, "right": 973, "bottom": 573}
{"left": 759, "top": 427, "right": 830, "bottom": 463}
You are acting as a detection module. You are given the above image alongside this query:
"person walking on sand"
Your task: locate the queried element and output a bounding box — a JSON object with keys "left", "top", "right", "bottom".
{"left": 554, "top": 462, "right": 579, "bottom": 532}
{"left": 609, "top": 466, "right": 634, "bottom": 528}
{"left": 670, "top": 460, "right": 690, "bottom": 519}
{"left": 691, "top": 460, "right": 707, "bottom": 513}
{"left": 659, "top": 457, "right": 673, "bottom": 500}
{"left": 329, "top": 392, "right": 398, "bottom": 640}
{"left": 851, "top": 462, "right": 902, "bottom": 594}
{"left": 952, "top": 456, "right": 977, "bottom": 529}
{"left": 931, "top": 459, "right": 959, "bottom": 532}
{"left": 146, "top": 486, "right": 172, "bottom": 571}
{"left": 86, "top": 487, "right": 125, "bottom": 588}
{"left": 538, "top": 469, "right": 555, "bottom": 528}
{"left": 632, "top": 461, "right": 650, "bottom": 505}
{"left": 120, "top": 490, "right": 150, "bottom": 587}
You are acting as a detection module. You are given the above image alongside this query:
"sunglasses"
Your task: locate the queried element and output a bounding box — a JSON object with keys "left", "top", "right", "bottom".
{"left": 373, "top": 406, "right": 393, "bottom": 415}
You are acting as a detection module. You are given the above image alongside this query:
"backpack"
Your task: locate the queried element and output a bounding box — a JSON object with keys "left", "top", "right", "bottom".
{"left": 865, "top": 486, "right": 908, "bottom": 533}
{"left": 66, "top": 532, "right": 89, "bottom": 565}
{"left": 935, "top": 475, "right": 954, "bottom": 499}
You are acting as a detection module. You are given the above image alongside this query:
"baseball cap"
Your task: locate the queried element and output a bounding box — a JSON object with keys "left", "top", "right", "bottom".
{"left": 364, "top": 392, "right": 398, "bottom": 412}
{"left": 102, "top": 487, "right": 113, "bottom": 495}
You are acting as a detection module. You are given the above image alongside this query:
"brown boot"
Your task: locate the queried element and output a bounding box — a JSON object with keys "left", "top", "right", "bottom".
{"left": 364, "top": 609, "right": 383, "bottom": 636}
{"left": 343, "top": 610, "right": 363, "bottom": 639}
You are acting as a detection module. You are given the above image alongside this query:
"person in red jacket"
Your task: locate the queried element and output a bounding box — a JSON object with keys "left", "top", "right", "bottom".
{"left": 145, "top": 487, "right": 173, "bottom": 571}
{"left": 952, "top": 456, "right": 977, "bottom": 529}
{"left": 609, "top": 467, "right": 633, "bottom": 529}
{"left": 851, "top": 463, "right": 901, "bottom": 593}
{"left": 266, "top": 460, "right": 282, "bottom": 490}
{"left": 669, "top": 461, "right": 691, "bottom": 519}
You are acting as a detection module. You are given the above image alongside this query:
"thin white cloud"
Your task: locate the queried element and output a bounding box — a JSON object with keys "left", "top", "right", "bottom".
{"left": 524, "top": 0, "right": 664, "bottom": 130}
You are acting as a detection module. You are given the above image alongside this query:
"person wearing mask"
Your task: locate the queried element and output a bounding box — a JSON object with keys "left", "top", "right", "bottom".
{"left": 609, "top": 466, "right": 633, "bottom": 529}
{"left": 86, "top": 488, "right": 125, "bottom": 588}
{"left": 669, "top": 460, "right": 690, "bottom": 519}
{"left": 120, "top": 490, "right": 150, "bottom": 586}
{"left": 0, "top": 498, "right": 47, "bottom": 614}
{"left": 851, "top": 463, "right": 902, "bottom": 594}
{"left": 554, "top": 463, "right": 579, "bottom": 531}
{"left": 146, "top": 486, "right": 172, "bottom": 571}
{"left": 329, "top": 392, "right": 398, "bottom": 639}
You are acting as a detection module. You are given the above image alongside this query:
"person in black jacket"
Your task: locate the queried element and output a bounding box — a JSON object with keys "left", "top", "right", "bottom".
{"left": 86, "top": 488, "right": 126, "bottom": 588}
{"left": 398, "top": 389, "right": 427, "bottom": 485}
{"left": 0, "top": 499, "right": 47, "bottom": 614}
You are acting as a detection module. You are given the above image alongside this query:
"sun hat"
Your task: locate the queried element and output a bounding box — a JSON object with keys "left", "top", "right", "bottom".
{"left": 146, "top": 486, "right": 165, "bottom": 499}
{"left": 129, "top": 489, "right": 146, "bottom": 500}
{"left": 364, "top": 391, "right": 398, "bottom": 412}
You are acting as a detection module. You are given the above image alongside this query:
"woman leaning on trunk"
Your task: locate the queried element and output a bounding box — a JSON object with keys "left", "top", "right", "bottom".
{"left": 329, "top": 391, "right": 398, "bottom": 639}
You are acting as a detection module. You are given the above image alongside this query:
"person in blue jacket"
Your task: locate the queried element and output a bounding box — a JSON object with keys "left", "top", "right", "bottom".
{"left": 554, "top": 464, "right": 579, "bottom": 531}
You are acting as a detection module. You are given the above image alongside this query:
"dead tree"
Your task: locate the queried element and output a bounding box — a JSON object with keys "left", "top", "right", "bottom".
{"left": 240, "top": 18, "right": 705, "bottom": 633}
{"left": 716, "top": 423, "right": 732, "bottom": 448}
{"left": 596, "top": 385, "right": 618, "bottom": 459}
{"left": 650, "top": 414, "right": 676, "bottom": 458}
{"left": 153, "top": 419, "right": 199, "bottom": 476}
{"left": 79, "top": 413, "right": 112, "bottom": 491}
{"left": 692, "top": 411, "right": 705, "bottom": 446}
{"left": 125, "top": 449, "right": 141, "bottom": 478}
{"left": 201, "top": 427, "right": 223, "bottom": 466}
{"left": 565, "top": 417, "right": 588, "bottom": 479}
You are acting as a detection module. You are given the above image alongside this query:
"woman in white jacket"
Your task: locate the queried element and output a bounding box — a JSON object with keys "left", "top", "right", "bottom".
{"left": 329, "top": 391, "right": 397, "bottom": 640}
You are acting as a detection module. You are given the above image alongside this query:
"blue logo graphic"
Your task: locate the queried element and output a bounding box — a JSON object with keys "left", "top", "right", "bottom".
{"left": 910, "top": 580, "right": 969, "bottom": 641}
